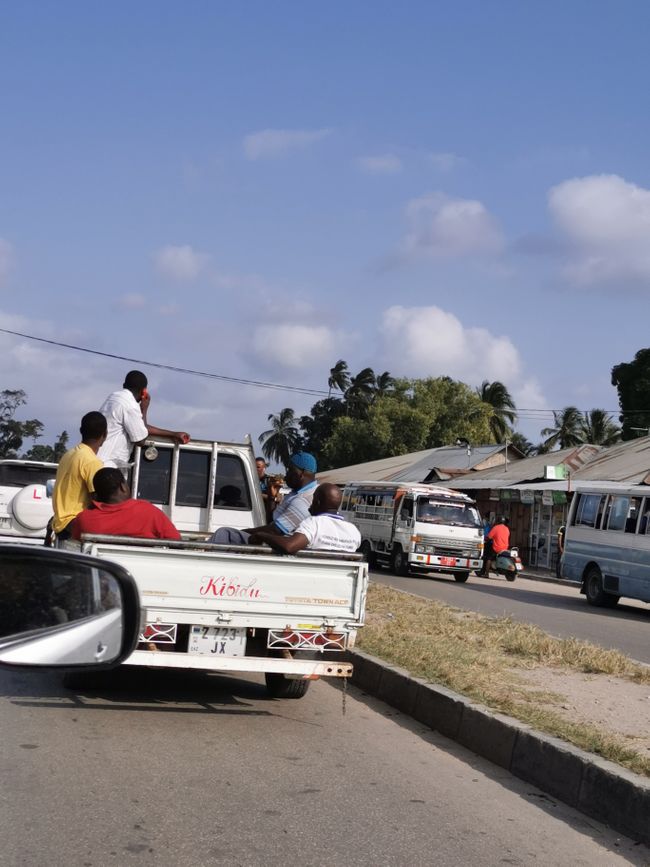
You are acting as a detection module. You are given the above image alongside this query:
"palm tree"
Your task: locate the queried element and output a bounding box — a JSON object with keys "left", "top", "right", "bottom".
{"left": 327, "top": 360, "right": 351, "bottom": 397}
{"left": 259, "top": 408, "right": 302, "bottom": 466}
{"left": 476, "top": 380, "right": 517, "bottom": 442}
{"left": 580, "top": 409, "right": 621, "bottom": 446}
{"left": 509, "top": 431, "right": 535, "bottom": 456}
{"left": 345, "top": 367, "right": 377, "bottom": 417}
{"left": 540, "top": 406, "right": 584, "bottom": 450}
{"left": 374, "top": 371, "right": 395, "bottom": 398}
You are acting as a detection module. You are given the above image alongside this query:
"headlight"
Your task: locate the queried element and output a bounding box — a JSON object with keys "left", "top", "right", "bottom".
{"left": 415, "top": 544, "right": 436, "bottom": 554}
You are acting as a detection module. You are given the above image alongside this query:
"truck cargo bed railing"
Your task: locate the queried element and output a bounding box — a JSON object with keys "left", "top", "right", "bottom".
{"left": 80, "top": 533, "right": 364, "bottom": 562}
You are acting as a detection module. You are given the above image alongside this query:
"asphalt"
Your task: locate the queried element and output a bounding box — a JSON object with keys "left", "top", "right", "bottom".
{"left": 346, "top": 648, "right": 650, "bottom": 850}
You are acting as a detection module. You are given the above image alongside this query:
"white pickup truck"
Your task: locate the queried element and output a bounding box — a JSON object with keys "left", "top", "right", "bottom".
{"left": 78, "top": 437, "right": 368, "bottom": 698}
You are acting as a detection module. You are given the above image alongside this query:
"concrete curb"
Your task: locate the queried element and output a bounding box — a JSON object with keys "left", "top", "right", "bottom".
{"left": 346, "top": 648, "right": 650, "bottom": 847}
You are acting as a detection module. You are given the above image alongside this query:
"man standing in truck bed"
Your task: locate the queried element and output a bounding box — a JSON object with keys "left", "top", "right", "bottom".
{"left": 98, "top": 370, "right": 190, "bottom": 470}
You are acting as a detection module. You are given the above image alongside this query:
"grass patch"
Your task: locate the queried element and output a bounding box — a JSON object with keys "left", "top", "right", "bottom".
{"left": 358, "top": 583, "right": 650, "bottom": 778}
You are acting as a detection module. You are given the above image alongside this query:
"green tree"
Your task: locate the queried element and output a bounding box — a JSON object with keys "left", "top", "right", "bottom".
{"left": 579, "top": 410, "right": 621, "bottom": 446}
{"left": 410, "top": 377, "right": 493, "bottom": 446}
{"left": 322, "top": 397, "right": 429, "bottom": 468}
{"left": 540, "top": 406, "right": 584, "bottom": 450}
{"left": 345, "top": 367, "right": 377, "bottom": 417}
{"left": 509, "top": 431, "right": 535, "bottom": 456}
{"left": 611, "top": 349, "right": 650, "bottom": 440}
{"left": 259, "top": 408, "right": 302, "bottom": 467}
{"left": 327, "top": 360, "right": 351, "bottom": 397}
{"left": 299, "top": 397, "right": 346, "bottom": 457}
{"left": 23, "top": 430, "right": 70, "bottom": 462}
{"left": 475, "top": 380, "right": 517, "bottom": 442}
{"left": 0, "top": 389, "right": 44, "bottom": 458}
{"left": 374, "top": 371, "right": 395, "bottom": 399}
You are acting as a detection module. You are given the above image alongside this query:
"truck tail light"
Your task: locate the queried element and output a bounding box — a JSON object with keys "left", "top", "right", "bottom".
{"left": 267, "top": 630, "right": 347, "bottom": 651}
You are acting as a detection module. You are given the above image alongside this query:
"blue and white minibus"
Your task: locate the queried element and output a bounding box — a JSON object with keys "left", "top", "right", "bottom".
{"left": 562, "top": 484, "right": 650, "bottom": 607}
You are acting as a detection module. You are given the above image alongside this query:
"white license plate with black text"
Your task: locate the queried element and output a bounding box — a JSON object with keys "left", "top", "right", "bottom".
{"left": 188, "top": 626, "right": 247, "bottom": 656}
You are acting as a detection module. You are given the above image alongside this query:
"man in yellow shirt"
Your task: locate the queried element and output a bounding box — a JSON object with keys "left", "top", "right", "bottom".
{"left": 52, "top": 412, "right": 107, "bottom": 540}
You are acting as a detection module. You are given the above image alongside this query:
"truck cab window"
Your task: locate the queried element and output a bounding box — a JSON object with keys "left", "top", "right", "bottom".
{"left": 176, "top": 451, "right": 210, "bottom": 508}
{"left": 214, "top": 454, "right": 252, "bottom": 510}
{"left": 137, "top": 447, "right": 172, "bottom": 505}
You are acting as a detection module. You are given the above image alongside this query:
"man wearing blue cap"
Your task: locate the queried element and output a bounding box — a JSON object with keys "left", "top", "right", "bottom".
{"left": 210, "top": 452, "right": 318, "bottom": 546}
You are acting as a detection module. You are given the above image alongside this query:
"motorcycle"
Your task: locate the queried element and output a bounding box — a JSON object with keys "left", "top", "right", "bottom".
{"left": 494, "top": 547, "right": 523, "bottom": 582}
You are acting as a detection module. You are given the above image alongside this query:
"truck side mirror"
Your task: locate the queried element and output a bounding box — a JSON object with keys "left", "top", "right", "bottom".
{"left": 0, "top": 546, "right": 140, "bottom": 669}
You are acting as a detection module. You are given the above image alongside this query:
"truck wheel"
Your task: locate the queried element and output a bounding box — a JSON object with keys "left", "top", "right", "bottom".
{"left": 390, "top": 546, "right": 409, "bottom": 576}
{"left": 454, "top": 571, "right": 470, "bottom": 583}
{"left": 265, "top": 673, "right": 311, "bottom": 699}
{"left": 584, "top": 566, "right": 618, "bottom": 607}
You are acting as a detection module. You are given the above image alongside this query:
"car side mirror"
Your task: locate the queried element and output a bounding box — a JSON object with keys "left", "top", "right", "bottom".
{"left": 0, "top": 545, "right": 140, "bottom": 669}
{"left": 46, "top": 479, "right": 56, "bottom": 498}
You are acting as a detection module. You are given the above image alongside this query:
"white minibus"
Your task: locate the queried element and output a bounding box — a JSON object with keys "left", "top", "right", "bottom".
{"left": 562, "top": 485, "right": 650, "bottom": 606}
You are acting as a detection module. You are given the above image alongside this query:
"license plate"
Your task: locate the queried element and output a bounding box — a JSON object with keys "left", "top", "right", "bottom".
{"left": 188, "top": 626, "right": 247, "bottom": 656}
{"left": 439, "top": 557, "right": 457, "bottom": 566}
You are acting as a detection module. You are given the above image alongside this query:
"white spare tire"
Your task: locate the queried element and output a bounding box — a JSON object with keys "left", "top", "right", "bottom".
{"left": 11, "top": 484, "right": 53, "bottom": 530}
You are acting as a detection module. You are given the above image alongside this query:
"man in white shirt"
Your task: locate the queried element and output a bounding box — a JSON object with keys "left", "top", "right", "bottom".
{"left": 98, "top": 370, "right": 190, "bottom": 468}
{"left": 250, "top": 483, "right": 360, "bottom": 554}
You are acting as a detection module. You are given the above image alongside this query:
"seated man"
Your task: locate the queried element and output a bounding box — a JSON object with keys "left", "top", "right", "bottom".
{"left": 72, "top": 467, "right": 181, "bottom": 541}
{"left": 250, "top": 483, "right": 360, "bottom": 555}
{"left": 210, "top": 452, "right": 317, "bottom": 546}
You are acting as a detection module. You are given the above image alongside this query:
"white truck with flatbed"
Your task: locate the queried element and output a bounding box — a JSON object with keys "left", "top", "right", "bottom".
{"left": 75, "top": 437, "right": 368, "bottom": 698}
{"left": 341, "top": 481, "right": 484, "bottom": 582}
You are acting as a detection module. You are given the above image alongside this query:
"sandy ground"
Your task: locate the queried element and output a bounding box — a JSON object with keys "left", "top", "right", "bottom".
{"left": 517, "top": 666, "right": 650, "bottom": 756}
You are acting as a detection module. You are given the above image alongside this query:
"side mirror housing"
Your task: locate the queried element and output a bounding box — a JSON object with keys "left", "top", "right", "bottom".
{"left": 0, "top": 545, "right": 140, "bottom": 669}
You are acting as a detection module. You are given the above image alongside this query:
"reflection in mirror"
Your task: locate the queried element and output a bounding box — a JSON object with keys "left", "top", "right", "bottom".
{"left": 0, "top": 553, "right": 124, "bottom": 666}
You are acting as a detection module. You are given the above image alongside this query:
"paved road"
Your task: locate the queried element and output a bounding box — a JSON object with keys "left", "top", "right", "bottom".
{"left": 1, "top": 667, "right": 648, "bottom": 866}
{"left": 373, "top": 569, "right": 650, "bottom": 663}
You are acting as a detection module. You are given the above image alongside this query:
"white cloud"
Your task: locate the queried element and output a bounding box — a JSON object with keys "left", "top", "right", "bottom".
{"left": 357, "top": 154, "right": 403, "bottom": 174}
{"left": 243, "top": 128, "right": 331, "bottom": 160}
{"left": 428, "top": 152, "right": 465, "bottom": 172}
{"left": 153, "top": 244, "right": 209, "bottom": 282}
{"left": 379, "top": 305, "right": 522, "bottom": 385}
{"left": 0, "top": 238, "right": 14, "bottom": 285}
{"left": 549, "top": 174, "right": 650, "bottom": 284}
{"left": 402, "top": 193, "right": 504, "bottom": 258}
{"left": 251, "top": 324, "right": 337, "bottom": 369}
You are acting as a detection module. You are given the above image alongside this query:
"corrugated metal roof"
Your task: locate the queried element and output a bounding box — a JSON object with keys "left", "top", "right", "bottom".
{"left": 449, "top": 445, "right": 601, "bottom": 489}
{"left": 317, "top": 444, "right": 511, "bottom": 485}
{"left": 571, "top": 435, "right": 650, "bottom": 483}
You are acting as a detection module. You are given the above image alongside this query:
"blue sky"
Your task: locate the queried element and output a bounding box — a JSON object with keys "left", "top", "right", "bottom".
{"left": 2, "top": 1, "right": 650, "bottom": 453}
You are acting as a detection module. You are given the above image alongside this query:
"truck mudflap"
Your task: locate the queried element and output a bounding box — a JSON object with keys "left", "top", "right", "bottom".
{"left": 124, "top": 650, "right": 352, "bottom": 678}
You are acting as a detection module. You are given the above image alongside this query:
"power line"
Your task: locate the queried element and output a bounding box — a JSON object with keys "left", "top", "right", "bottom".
{"left": 0, "top": 327, "right": 328, "bottom": 398}
{"left": 1, "top": 326, "right": 648, "bottom": 416}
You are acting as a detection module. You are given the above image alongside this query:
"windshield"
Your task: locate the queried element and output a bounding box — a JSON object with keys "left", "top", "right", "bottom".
{"left": 416, "top": 498, "right": 481, "bottom": 528}
{"left": 0, "top": 465, "right": 56, "bottom": 488}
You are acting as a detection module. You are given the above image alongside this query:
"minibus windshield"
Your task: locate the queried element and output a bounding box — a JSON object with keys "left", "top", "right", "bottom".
{"left": 416, "top": 498, "right": 481, "bottom": 528}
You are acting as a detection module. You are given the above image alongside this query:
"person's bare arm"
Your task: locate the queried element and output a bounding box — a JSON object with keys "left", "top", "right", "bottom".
{"left": 245, "top": 522, "right": 281, "bottom": 537}
{"left": 250, "top": 530, "right": 309, "bottom": 554}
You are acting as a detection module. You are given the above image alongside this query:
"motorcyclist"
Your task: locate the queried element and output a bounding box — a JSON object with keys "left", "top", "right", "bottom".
{"left": 485, "top": 516, "right": 510, "bottom": 578}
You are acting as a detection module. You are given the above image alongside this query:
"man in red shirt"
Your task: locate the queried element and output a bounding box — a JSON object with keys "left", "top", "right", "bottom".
{"left": 72, "top": 467, "right": 181, "bottom": 541}
{"left": 485, "top": 516, "right": 510, "bottom": 577}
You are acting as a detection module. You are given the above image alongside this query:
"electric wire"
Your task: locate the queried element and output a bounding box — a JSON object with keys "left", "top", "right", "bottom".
{"left": 1, "top": 326, "right": 647, "bottom": 416}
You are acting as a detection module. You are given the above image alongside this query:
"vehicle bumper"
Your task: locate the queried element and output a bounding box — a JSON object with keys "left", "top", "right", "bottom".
{"left": 124, "top": 649, "right": 352, "bottom": 678}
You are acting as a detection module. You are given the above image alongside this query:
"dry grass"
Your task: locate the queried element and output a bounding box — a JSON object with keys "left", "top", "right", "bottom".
{"left": 358, "top": 583, "right": 650, "bottom": 778}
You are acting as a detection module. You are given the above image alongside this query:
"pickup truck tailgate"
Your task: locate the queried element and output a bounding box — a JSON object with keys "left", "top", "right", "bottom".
{"left": 85, "top": 540, "right": 367, "bottom": 627}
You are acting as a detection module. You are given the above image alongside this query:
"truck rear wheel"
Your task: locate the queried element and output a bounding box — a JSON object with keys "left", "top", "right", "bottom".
{"left": 360, "top": 540, "right": 377, "bottom": 569}
{"left": 265, "top": 673, "right": 311, "bottom": 699}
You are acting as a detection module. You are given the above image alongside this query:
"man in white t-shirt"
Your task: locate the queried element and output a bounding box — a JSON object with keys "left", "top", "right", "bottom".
{"left": 250, "top": 483, "right": 360, "bottom": 555}
{"left": 98, "top": 370, "right": 190, "bottom": 468}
